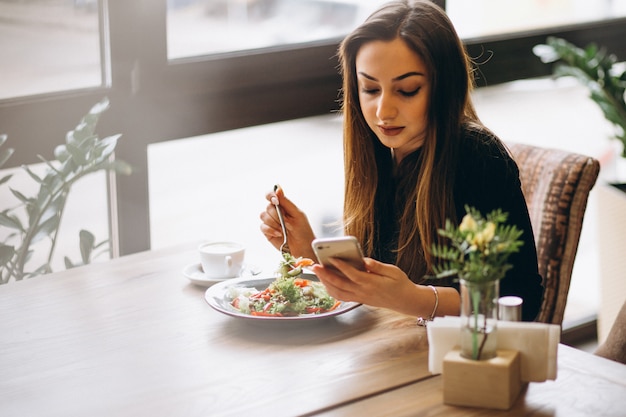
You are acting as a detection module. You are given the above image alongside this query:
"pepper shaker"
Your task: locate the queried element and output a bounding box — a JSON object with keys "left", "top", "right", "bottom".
{"left": 498, "top": 296, "right": 523, "bottom": 322}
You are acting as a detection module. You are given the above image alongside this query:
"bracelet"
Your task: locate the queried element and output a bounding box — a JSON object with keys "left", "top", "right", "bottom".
{"left": 416, "top": 285, "right": 439, "bottom": 327}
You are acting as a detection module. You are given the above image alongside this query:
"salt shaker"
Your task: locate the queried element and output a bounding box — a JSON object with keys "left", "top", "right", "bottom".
{"left": 498, "top": 296, "right": 523, "bottom": 322}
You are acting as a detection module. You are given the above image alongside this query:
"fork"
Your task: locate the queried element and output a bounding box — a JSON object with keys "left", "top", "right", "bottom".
{"left": 273, "top": 185, "right": 290, "bottom": 254}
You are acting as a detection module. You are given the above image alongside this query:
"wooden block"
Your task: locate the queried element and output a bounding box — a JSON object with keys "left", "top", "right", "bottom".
{"left": 442, "top": 348, "right": 522, "bottom": 410}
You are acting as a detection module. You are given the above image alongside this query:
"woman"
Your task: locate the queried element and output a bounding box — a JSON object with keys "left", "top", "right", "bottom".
{"left": 260, "top": 0, "right": 544, "bottom": 322}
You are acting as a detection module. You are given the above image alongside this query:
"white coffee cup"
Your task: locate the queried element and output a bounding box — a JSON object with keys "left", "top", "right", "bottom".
{"left": 198, "top": 241, "right": 245, "bottom": 279}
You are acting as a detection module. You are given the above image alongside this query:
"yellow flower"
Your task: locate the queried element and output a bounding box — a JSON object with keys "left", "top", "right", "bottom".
{"left": 482, "top": 222, "right": 496, "bottom": 243}
{"left": 431, "top": 206, "right": 523, "bottom": 285}
{"left": 466, "top": 221, "right": 496, "bottom": 252}
{"left": 459, "top": 214, "right": 477, "bottom": 232}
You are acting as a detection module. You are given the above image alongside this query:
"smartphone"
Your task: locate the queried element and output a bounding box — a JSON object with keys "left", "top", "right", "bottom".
{"left": 311, "top": 236, "right": 366, "bottom": 274}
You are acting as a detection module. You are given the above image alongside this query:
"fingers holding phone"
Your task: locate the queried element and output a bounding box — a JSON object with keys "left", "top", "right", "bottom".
{"left": 311, "top": 236, "right": 366, "bottom": 274}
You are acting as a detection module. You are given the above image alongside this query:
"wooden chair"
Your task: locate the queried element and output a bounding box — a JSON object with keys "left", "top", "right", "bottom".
{"left": 507, "top": 143, "right": 600, "bottom": 325}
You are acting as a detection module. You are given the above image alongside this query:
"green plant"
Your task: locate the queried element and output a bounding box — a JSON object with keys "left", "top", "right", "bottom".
{"left": 430, "top": 206, "right": 524, "bottom": 284}
{"left": 533, "top": 36, "right": 626, "bottom": 157}
{"left": 430, "top": 206, "right": 524, "bottom": 360}
{"left": 0, "top": 98, "right": 131, "bottom": 284}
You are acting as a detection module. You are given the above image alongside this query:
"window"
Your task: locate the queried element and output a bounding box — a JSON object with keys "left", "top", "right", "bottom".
{"left": 0, "top": 0, "right": 105, "bottom": 100}
{"left": 447, "top": 0, "right": 626, "bottom": 39}
{"left": 166, "top": 0, "right": 381, "bottom": 59}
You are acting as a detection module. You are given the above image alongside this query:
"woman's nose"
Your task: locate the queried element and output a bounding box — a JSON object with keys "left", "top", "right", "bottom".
{"left": 376, "top": 93, "right": 397, "bottom": 121}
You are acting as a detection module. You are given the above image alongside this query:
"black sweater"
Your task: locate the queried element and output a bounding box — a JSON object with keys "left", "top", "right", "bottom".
{"left": 373, "top": 127, "right": 544, "bottom": 321}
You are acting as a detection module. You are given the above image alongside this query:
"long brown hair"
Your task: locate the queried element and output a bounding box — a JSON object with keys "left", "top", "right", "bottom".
{"left": 338, "top": 0, "right": 479, "bottom": 280}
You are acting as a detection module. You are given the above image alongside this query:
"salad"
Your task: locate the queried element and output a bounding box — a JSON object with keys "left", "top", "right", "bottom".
{"left": 229, "top": 253, "right": 340, "bottom": 317}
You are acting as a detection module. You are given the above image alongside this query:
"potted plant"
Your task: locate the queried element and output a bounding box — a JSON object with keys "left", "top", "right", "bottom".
{"left": 0, "top": 98, "right": 131, "bottom": 284}
{"left": 534, "top": 37, "right": 626, "bottom": 343}
{"left": 430, "top": 206, "right": 524, "bottom": 360}
{"left": 533, "top": 36, "right": 626, "bottom": 182}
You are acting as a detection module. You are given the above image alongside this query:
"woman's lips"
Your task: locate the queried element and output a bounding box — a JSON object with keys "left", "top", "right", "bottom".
{"left": 378, "top": 125, "right": 404, "bottom": 136}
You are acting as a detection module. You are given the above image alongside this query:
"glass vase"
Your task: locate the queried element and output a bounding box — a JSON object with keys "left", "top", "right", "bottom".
{"left": 459, "top": 278, "right": 499, "bottom": 360}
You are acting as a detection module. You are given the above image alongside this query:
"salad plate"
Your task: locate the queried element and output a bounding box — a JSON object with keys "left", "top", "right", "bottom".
{"left": 204, "top": 274, "right": 361, "bottom": 320}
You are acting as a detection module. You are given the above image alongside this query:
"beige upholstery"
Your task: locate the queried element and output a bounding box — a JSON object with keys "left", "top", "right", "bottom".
{"left": 507, "top": 143, "right": 600, "bottom": 325}
{"left": 595, "top": 299, "right": 626, "bottom": 364}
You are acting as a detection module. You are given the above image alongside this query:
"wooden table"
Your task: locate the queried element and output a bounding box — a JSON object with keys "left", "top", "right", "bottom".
{"left": 319, "top": 343, "right": 626, "bottom": 417}
{"left": 1, "top": 243, "right": 625, "bottom": 417}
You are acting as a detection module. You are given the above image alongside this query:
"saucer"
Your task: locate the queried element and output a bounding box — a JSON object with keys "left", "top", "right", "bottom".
{"left": 182, "top": 263, "right": 261, "bottom": 287}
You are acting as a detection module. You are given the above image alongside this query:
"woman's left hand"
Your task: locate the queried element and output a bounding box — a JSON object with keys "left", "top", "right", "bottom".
{"left": 310, "top": 257, "right": 418, "bottom": 314}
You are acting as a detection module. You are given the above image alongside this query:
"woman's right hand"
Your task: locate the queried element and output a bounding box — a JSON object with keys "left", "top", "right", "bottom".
{"left": 311, "top": 258, "right": 460, "bottom": 318}
{"left": 259, "top": 185, "right": 317, "bottom": 260}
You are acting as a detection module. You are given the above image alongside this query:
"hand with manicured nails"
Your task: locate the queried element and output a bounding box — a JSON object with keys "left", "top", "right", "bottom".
{"left": 259, "top": 185, "right": 317, "bottom": 260}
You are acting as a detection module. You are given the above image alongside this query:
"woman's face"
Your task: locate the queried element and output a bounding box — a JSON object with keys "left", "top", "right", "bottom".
{"left": 355, "top": 38, "right": 430, "bottom": 164}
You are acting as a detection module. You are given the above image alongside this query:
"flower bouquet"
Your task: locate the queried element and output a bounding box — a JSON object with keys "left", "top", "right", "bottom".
{"left": 431, "top": 206, "right": 524, "bottom": 360}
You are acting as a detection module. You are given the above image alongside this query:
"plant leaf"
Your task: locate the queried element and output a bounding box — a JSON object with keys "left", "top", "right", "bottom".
{"left": 31, "top": 215, "right": 60, "bottom": 245}
{"left": 0, "top": 146, "right": 14, "bottom": 168}
{"left": 66, "top": 142, "right": 87, "bottom": 165}
{"left": 93, "top": 134, "right": 121, "bottom": 161}
{"left": 0, "top": 173, "right": 13, "bottom": 186}
{"left": 79, "top": 229, "right": 96, "bottom": 264}
{"left": 0, "top": 243, "right": 15, "bottom": 267}
{"left": 64, "top": 256, "right": 76, "bottom": 269}
{"left": 90, "top": 97, "right": 110, "bottom": 115}
{"left": 22, "top": 165, "right": 44, "bottom": 184}
{"left": 0, "top": 211, "right": 24, "bottom": 231}
{"left": 9, "top": 187, "right": 31, "bottom": 204}
{"left": 54, "top": 144, "right": 71, "bottom": 162}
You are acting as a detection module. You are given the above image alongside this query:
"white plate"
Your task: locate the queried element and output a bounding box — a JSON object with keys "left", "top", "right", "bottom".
{"left": 204, "top": 274, "right": 361, "bottom": 320}
{"left": 183, "top": 263, "right": 261, "bottom": 287}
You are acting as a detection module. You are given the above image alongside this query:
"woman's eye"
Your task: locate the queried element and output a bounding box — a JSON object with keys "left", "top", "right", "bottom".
{"left": 399, "top": 87, "right": 421, "bottom": 97}
{"left": 361, "top": 87, "right": 379, "bottom": 95}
